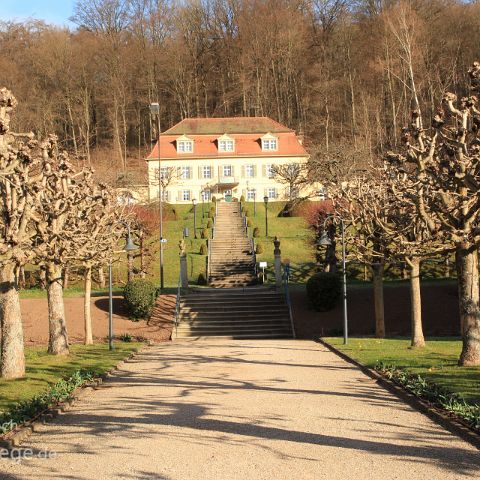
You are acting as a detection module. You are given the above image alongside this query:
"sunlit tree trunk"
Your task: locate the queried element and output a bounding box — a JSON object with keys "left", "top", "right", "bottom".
{"left": 46, "top": 263, "right": 69, "bottom": 355}
{"left": 84, "top": 265, "right": 93, "bottom": 345}
{"left": 0, "top": 264, "right": 25, "bottom": 378}
{"left": 372, "top": 262, "right": 385, "bottom": 338}
{"left": 407, "top": 257, "right": 425, "bottom": 347}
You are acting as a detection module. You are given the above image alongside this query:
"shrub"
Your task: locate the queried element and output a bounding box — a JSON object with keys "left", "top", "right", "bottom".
{"left": 201, "top": 228, "right": 209, "bottom": 239}
{"left": 212, "top": 196, "right": 217, "bottom": 203}
{"left": 255, "top": 243, "right": 264, "bottom": 254}
{"left": 240, "top": 195, "right": 245, "bottom": 203}
{"left": 208, "top": 210, "right": 214, "bottom": 219}
{"left": 207, "top": 218, "right": 213, "bottom": 228}
{"left": 198, "top": 272, "right": 208, "bottom": 285}
{"left": 306, "top": 272, "right": 342, "bottom": 312}
{"left": 123, "top": 279, "right": 158, "bottom": 320}
{"left": 120, "top": 333, "right": 132, "bottom": 342}
{"left": 247, "top": 219, "right": 253, "bottom": 227}
{"left": 200, "top": 243, "right": 208, "bottom": 255}
{"left": 244, "top": 208, "right": 250, "bottom": 217}
{"left": 253, "top": 227, "right": 260, "bottom": 237}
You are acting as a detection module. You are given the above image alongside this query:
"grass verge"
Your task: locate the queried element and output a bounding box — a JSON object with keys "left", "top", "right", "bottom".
{"left": 0, "top": 343, "right": 142, "bottom": 415}
{"left": 322, "top": 337, "right": 480, "bottom": 404}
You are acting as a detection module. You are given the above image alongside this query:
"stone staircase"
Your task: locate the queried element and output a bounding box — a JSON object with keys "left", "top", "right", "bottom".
{"left": 174, "top": 201, "right": 294, "bottom": 340}
{"left": 175, "top": 286, "right": 293, "bottom": 339}
{"left": 208, "top": 202, "right": 256, "bottom": 288}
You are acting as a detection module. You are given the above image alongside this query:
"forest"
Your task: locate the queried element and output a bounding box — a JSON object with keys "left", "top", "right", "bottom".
{"left": 0, "top": 0, "right": 479, "bottom": 182}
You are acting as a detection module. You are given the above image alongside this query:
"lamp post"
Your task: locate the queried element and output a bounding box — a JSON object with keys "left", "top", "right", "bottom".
{"left": 263, "top": 195, "right": 269, "bottom": 237}
{"left": 201, "top": 190, "right": 205, "bottom": 218}
{"left": 253, "top": 189, "right": 257, "bottom": 216}
{"left": 319, "top": 216, "right": 348, "bottom": 345}
{"left": 192, "top": 198, "right": 198, "bottom": 238}
{"left": 109, "top": 223, "right": 138, "bottom": 350}
{"left": 149, "top": 102, "right": 164, "bottom": 291}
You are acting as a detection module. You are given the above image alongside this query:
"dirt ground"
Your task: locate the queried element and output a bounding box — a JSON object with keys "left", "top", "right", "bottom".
{"left": 21, "top": 294, "right": 175, "bottom": 346}
{"left": 292, "top": 282, "right": 460, "bottom": 338}
{"left": 20, "top": 282, "right": 460, "bottom": 346}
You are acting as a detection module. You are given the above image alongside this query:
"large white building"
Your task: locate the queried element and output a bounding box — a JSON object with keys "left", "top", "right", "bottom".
{"left": 146, "top": 116, "right": 314, "bottom": 204}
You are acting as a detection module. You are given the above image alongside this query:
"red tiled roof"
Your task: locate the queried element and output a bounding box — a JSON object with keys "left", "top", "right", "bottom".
{"left": 163, "top": 117, "right": 293, "bottom": 135}
{"left": 147, "top": 117, "right": 308, "bottom": 160}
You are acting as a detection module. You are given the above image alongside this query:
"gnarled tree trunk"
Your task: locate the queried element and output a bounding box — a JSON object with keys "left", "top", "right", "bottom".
{"left": 372, "top": 262, "right": 385, "bottom": 338}
{"left": 46, "top": 263, "right": 69, "bottom": 355}
{"left": 0, "top": 264, "right": 25, "bottom": 378}
{"left": 84, "top": 265, "right": 93, "bottom": 345}
{"left": 456, "top": 245, "right": 480, "bottom": 366}
{"left": 407, "top": 257, "right": 425, "bottom": 347}
{"left": 98, "top": 267, "right": 106, "bottom": 289}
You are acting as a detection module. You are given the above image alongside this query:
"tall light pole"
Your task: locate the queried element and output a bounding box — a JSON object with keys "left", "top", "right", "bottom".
{"left": 192, "top": 198, "right": 198, "bottom": 238}
{"left": 263, "top": 196, "right": 269, "bottom": 237}
{"left": 109, "top": 223, "right": 138, "bottom": 350}
{"left": 253, "top": 189, "right": 257, "bottom": 216}
{"left": 150, "top": 102, "right": 164, "bottom": 291}
{"left": 319, "top": 215, "right": 348, "bottom": 345}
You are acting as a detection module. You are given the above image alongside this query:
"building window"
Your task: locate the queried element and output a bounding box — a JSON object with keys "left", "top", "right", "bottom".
{"left": 247, "top": 189, "right": 256, "bottom": 200}
{"left": 161, "top": 189, "right": 169, "bottom": 202}
{"left": 267, "top": 187, "right": 277, "bottom": 199}
{"left": 265, "top": 164, "right": 274, "bottom": 178}
{"left": 182, "top": 190, "right": 191, "bottom": 201}
{"left": 219, "top": 139, "right": 235, "bottom": 152}
{"left": 262, "top": 138, "right": 278, "bottom": 151}
{"left": 223, "top": 165, "right": 232, "bottom": 177}
{"left": 202, "top": 189, "right": 211, "bottom": 201}
{"left": 160, "top": 167, "right": 169, "bottom": 179}
{"left": 245, "top": 164, "right": 255, "bottom": 178}
{"left": 202, "top": 165, "right": 212, "bottom": 179}
{"left": 180, "top": 166, "right": 191, "bottom": 179}
{"left": 177, "top": 140, "right": 193, "bottom": 153}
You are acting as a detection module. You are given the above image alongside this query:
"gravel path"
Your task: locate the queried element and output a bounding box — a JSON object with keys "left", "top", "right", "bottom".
{"left": 2, "top": 340, "right": 479, "bottom": 479}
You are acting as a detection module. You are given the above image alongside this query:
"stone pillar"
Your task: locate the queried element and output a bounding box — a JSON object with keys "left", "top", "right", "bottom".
{"left": 274, "top": 236, "right": 282, "bottom": 288}
{"left": 179, "top": 239, "right": 188, "bottom": 288}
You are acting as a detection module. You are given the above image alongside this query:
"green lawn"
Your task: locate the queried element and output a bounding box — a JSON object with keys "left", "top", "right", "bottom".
{"left": 324, "top": 337, "right": 480, "bottom": 404}
{"left": 0, "top": 343, "right": 141, "bottom": 413}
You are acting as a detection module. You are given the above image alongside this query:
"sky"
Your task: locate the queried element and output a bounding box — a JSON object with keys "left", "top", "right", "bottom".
{"left": 1, "top": 0, "right": 75, "bottom": 26}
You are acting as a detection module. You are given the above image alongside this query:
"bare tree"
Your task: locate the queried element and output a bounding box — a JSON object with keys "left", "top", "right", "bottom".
{"left": 386, "top": 62, "right": 480, "bottom": 365}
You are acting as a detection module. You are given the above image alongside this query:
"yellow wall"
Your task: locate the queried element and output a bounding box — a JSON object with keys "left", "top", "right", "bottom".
{"left": 147, "top": 155, "right": 319, "bottom": 203}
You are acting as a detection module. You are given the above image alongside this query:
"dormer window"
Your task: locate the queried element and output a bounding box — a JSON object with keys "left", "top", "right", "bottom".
{"left": 218, "top": 134, "right": 235, "bottom": 152}
{"left": 176, "top": 135, "right": 193, "bottom": 153}
{"left": 261, "top": 133, "right": 278, "bottom": 151}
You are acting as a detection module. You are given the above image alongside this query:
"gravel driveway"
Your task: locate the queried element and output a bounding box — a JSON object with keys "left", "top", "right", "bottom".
{"left": 2, "top": 340, "right": 479, "bottom": 479}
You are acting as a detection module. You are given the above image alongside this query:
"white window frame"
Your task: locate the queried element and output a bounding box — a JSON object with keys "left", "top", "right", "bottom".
{"left": 245, "top": 164, "right": 255, "bottom": 178}
{"left": 160, "top": 167, "right": 169, "bottom": 179}
{"left": 203, "top": 189, "right": 211, "bottom": 201}
{"left": 267, "top": 187, "right": 277, "bottom": 199}
{"left": 223, "top": 165, "right": 232, "bottom": 177}
{"left": 247, "top": 189, "right": 256, "bottom": 200}
{"left": 262, "top": 138, "right": 278, "bottom": 151}
{"left": 182, "top": 189, "right": 191, "bottom": 201}
{"left": 177, "top": 140, "right": 193, "bottom": 153}
{"left": 161, "top": 189, "right": 169, "bottom": 202}
{"left": 202, "top": 165, "right": 212, "bottom": 179}
{"left": 219, "top": 139, "right": 235, "bottom": 152}
{"left": 180, "top": 166, "right": 190, "bottom": 179}
{"left": 265, "top": 164, "right": 274, "bottom": 179}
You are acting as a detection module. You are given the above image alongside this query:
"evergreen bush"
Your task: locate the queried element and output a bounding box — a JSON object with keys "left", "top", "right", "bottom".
{"left": 197, "top": 273, "right": 208, "bottom": 285}
{"left": 247, "top": 219, "right": 253, "bottom": 227}
{"left": 255, "top": 243, "right": 264, "bottom": 254}
{"left": 123, "top": 279, "right": 158, "bottom": 320}
{"left": 253, "top": 227, "right": 260, "bottom": 237}
{"left": 201, "top": 228, "right": 209, "bottom": 239}
{"left": 306, "top": 272, "right": 342, "bottom": 312}
{"left": 207, "top": 219, "right": 213, "bottom": 228}
{"left": 200, "top": 243, "right": 208, "bottom": 255}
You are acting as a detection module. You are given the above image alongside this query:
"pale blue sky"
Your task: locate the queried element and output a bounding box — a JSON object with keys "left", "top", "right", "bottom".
{"left": 1, "top": 0, "right": 76, "bottom": 26}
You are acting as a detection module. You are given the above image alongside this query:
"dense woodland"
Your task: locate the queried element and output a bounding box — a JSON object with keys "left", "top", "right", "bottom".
{"left": 0, "top": 0, "right": 479, "bottom": 181}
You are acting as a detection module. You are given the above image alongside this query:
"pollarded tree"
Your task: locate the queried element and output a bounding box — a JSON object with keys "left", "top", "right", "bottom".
{"left": 72, "top": 181, "right": 129, "bottom": 345}
{"left": 32, "top": 136, "right": 94, "bottom": 355}
{"left": 330, "top": 178, "right": 391, "bottom": 339}
{"left": 0, "top": 88, "right": 40, "bottom": 378}
{"left": 386, "top": 62, "right": 480, "bottom": 365}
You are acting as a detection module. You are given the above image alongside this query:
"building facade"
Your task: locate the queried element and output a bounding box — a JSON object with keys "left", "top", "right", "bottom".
{"left": 146, "top": 117, "right": 314, "bottom": 204}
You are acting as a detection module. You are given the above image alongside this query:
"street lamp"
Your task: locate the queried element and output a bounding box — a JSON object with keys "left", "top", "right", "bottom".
{"left": 318, "top": 216, "right": 348, "bottom": 345}
{"left": 149, "top": 102, "right": 164, "bottom": 292}
{"left": 253, "top": 189, "right": 257, "bottom": 216}
{"left": 192, "top": 198, "right": 198, "bottom": 238}
{"left": 263, "top": 195, "right": 269, "bottom": 237}
{"left": 109, "top": 223, "right": 138, "bottom": 351}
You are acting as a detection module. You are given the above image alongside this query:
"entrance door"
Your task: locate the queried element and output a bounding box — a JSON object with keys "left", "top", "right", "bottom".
{"left": 224, "top": 189, "right": 233, "bottom": 202}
